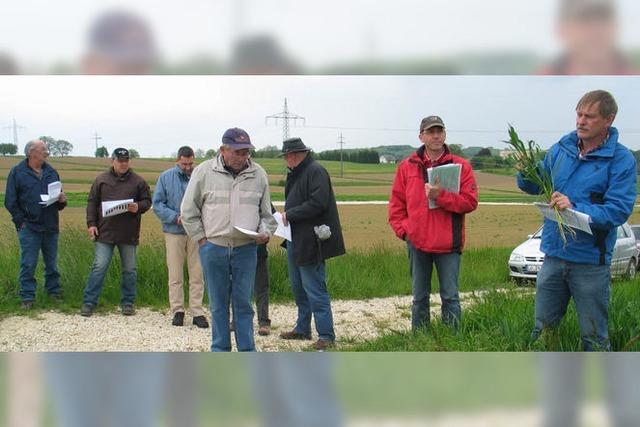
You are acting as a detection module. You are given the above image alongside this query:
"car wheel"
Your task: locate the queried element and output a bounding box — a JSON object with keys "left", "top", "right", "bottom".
{"left": 626, "top": 258, "right": 637, "bottom": 280}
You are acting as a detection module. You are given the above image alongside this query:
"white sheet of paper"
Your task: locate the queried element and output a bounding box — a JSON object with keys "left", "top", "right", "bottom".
{"left": 534, "top": 202, "right": 592, "bottom": 235}
{"left": 101, "top": 199, "right": 134, "bottom": 218}
{"left": 234, "top": 226, "right": 260, "bottom": 237}
{"left": 273, "top": 212, "right": 292, "bottom": 241}
{"left": 39, "top": 181, "right": 62, "bottom": 206}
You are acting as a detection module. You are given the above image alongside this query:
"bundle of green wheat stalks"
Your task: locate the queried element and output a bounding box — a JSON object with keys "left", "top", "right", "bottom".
{"left": 504, "top": 125, "right": 574, "bottom": 244}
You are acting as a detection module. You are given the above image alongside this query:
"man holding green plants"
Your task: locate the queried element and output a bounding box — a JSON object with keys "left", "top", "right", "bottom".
{"left": 388, "top": 116, "right": 478, "bottom": 331}
{"left": 516, "top": 90, "right": 636, "bottom": 351}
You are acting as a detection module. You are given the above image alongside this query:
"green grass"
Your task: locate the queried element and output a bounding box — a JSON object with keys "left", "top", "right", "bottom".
{"left": 345, "top": 280, "right": 640, "bottom": 352}
{"left": 0, "top": 228, "right": 511, "bottom": 315}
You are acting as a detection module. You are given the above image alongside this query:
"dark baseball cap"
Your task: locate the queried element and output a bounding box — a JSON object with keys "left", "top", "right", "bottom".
{"left": 111, "top": 147, "right": 130, "bottom": 160}
{"left": 420, "top": 116, "right": 445, "bottom": 132}
{"left": 221, "top": 127, "right": 254, "bottom": 150}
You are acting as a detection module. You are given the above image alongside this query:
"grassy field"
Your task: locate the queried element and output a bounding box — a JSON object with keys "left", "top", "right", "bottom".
{"left": 1, "top": 155, "right": 551, "bottom": 203}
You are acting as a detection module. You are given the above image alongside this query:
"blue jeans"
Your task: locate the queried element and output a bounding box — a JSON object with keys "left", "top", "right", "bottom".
{"left": 83, "top": 242, "right": 137, "bottom": 306}
{"left": 287, "top": 241, "right": 335, "bottom": 342}
{"left": 532, "top": 256, "right": 611, "bottom": 351}
{"left": 199, "top": 241, "right": 257, "bottom": 352}
{"left": 17, "top": 227, "right": 61, "bottom": 301}
{"left": 407, "top": 240, "right": 461, "bottom": 330}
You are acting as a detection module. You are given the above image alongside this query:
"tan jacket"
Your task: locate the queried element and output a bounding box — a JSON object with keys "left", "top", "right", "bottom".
{"left": 181, "top": 155, "right": 276, "bottom": 247}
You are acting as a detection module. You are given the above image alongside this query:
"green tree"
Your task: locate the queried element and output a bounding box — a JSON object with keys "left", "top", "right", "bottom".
{"left": 95, "top": 146, "right": 109, "bottom": 158}
{"left": 205, "top": 149, "right": 216, "bottom": 159}
{"left": 449, "top": 144, "right": 464, "bottom": 157}
{"left": 39, "top": 135, "right": 73, "bottom": 157}
{"left": 0, "top": 143, "right": 18, "bottom": 155}
{"left": 194, "top": 148, "right": 205, "bottom": 158}
{"left": 128, "top": 148, "right": 140, "bottom": 159}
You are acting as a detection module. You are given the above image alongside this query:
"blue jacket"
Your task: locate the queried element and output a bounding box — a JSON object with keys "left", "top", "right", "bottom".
{"left": 152, "top": 165, "right": 190, "bottom": 234}
{"left": 517, "top": 127, "right": 637, "bottom": 265}
{"left": 4, "top": 159, "right": 67, "bottom": 233}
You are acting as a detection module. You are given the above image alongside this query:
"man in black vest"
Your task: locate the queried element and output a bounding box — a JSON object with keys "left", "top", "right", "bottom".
{"left": 278, "top": 137, "right": 345, "bottom": 351}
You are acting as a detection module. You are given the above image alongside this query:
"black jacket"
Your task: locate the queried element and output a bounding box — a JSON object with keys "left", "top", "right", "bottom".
{"left": 4, "top": 159, "right": 67, "bottom": 233}
{"left": 86, "top": 168, "right": 151, "bottom": 245}
{"left": 283, "top": 155, "right": 345, "bottom": 266}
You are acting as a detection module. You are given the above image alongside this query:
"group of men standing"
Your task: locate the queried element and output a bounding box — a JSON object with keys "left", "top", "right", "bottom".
{"left": 4, "top": 89, "right": 636, "bottom": 351}
{"left": 5, "top": 128, "right": 345, "bottom": 352}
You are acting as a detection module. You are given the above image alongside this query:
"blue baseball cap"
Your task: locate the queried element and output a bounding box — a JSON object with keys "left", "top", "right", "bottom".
{"left": 221, "top": 127, "right": 254, "bottom": 150}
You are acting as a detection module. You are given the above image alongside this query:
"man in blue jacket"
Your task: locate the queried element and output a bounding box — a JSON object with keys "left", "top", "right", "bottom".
{"left": 153, "top": 146, "right": 208, "bottom": 328}
{"left": 4, "top": 140, "right": 67, "bottom": 309}
{"left": 517, "top": 90, "right": 636, "bottom": 351}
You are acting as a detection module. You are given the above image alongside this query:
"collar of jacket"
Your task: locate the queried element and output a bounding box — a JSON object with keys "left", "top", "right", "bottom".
{"left": 559, "top": 126, "right": 619, "bottom": 159}
{"left": 21, "top": 158, "right": 52, "bottom": 175}
{"left": 409, "top": 143, "right": 452, "bottom": 167}
{"left": 174, "top": 164, "right": 190, "bottom": 180}
{"left": 287, "top": 153, "right": 313, "bottom": 178}
{"left": 109, "top": 167, "right": 132, "bottom": 180}
{"left": 211, "top": 154, "right": 256, "bottom": 177}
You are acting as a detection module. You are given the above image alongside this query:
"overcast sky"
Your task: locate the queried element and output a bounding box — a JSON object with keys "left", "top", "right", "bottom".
{"left": 2, "top": 0, "right": 640, "bottom": 70}
{"left": 1, "top": 75, "right": 639, "bottom": 157}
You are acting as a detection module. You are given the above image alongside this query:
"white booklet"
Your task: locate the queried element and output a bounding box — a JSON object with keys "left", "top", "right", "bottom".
{"left": 273, "top": 212, "right": 292, "bottom": 242}
{"left": 234, "top": 226, "right": 260, "bottom": 237}
{"left": 534, "top": 202, "right": 592, "bottom": 235}
{"left": 426, "top": 164, "right": 461, "bottom": 209}
{"left": 101, "top": 199, "right": 134, "bottom": 218}
{"left": 39, "top": 181, "right": 62, "bottom": 206}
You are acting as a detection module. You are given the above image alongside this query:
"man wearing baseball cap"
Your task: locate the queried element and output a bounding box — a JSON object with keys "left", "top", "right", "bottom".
{"left": 81, "top": 147, "right": 152, "bottom": 317}
{"left": 181, "top": 128, "right": 276, "bottom": 352}
{"left": 389, "top": 116, "right": 478, "bottom": 331}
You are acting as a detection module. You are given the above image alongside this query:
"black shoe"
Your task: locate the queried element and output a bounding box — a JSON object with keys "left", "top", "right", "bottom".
{"left": 193, "top": 315, "right": 209, "bottom": 329}
{"left": 172, "top": 312, "right": 185, "bottom": 326}
{"left": 121, "top": 303, "right": 135, "bottom": 316}
{"left": 20, "top": 300, "right": 34, "bottom": 310}
{"left": 80, "top": 303, "right": 94, "bottom": 317}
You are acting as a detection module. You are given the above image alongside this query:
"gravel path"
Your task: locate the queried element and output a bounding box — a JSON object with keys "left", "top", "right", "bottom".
{"left": 0, "top": 291, "right": 512, "bottom": 352}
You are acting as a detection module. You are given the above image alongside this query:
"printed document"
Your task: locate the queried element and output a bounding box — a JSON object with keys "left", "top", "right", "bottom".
{"left": 534, "top": 202, "right": 592, "bottom": 235}
{"left": 273, "top": 212, "right": 292, "bottom": 241}
{"left": 39, "top": 181, "right": 62, "bottom": 206}
{"left": 102, "top": 199, "right": 134, "bottom": 218}
{"left": 427, "top": 164, "right": 461, "bottom": 209}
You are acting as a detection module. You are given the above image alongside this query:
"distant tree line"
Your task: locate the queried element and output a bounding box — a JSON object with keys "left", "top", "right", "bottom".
{"left": 0, "top": 143, "right": 18, "bottom": 155}
{"left": 318, "top": 148, "right": 380, "bottom": 164}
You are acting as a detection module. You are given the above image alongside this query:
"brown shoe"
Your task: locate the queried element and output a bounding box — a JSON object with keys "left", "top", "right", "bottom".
{"left": 258, "top": 325, "right": 271, "bottom": 336}
{"left": 20, "top": 300, "right": 34, "bottom": 310}
{"left": 279, "top": 330, "right": 312, "bottom": 340}
{"left": 314, "top": 339, "right": 335, "bottom": 351}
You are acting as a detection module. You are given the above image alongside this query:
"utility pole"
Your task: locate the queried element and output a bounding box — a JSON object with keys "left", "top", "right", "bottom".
{"left": 92, "top": 131, "right": 102, "bottom": 156}
{"left": 4, "top": 119, "right": 26, "bottom": 153}
{"left": 265, "top": 98, "right": 306, "bottom": 142}
{"left": 337, "top": 132, "right": 346, "bottom": 178}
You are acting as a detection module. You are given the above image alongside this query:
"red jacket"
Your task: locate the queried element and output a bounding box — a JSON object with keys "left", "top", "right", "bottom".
{"left": 388, "top": 145, "right": 478, "bottom": 253}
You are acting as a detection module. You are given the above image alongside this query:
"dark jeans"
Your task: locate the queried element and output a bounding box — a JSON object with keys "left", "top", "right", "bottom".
{"left": 255, "top": 253, "right": 271, "bottom": 326}
{"left": 17, "top": 227, "right": 61, "bottom": 301}
{"left": 407, "top": 239, "right": 462, "bottom": 330}
{"left": 83, "top": 242, "right": 137, "bottom": 306}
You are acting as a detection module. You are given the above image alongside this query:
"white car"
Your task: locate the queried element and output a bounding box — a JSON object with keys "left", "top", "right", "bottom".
{"left": 508, "top": 223, "right": 638, "bottom": 283}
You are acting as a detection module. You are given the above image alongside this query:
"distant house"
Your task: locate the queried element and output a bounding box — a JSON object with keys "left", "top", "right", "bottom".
{"left": 499, "top": 149, "right": 515, "bottom": 159}
{"left": 379, "top": 154, "right": 397, "bottom": 164}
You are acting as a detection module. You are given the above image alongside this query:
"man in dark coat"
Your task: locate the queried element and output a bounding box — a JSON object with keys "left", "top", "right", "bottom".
{"left": 4, "top": 139, "right": 68, "bottom": 309}
{"left": 80, "top": 148, "right": 151, "bottom": 317}
{"left": 278, "top": 137, "right": 345, "bottom": 351}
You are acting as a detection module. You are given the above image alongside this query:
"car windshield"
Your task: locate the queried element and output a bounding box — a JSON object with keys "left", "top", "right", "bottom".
{"left": 532, "top": 227, "right": 542, "bottom": 238}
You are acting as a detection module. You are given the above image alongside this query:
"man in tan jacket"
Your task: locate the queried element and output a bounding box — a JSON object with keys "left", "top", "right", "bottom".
{"left": 181, "top": 128, "right": 276, "bottom": 352}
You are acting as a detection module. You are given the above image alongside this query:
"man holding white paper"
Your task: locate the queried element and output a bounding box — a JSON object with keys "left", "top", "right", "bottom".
{"left": 517, "top": 90, "right": 636, "bottom": 351}
{"left": 4, "top": 139, "right": 67, "bottom": 309}
{"left": 389, "top": 116, "right": 478, "bottom": 331}
{"left": 81, "top": 148, "right": 151, "bottom": 317}
{"left": 181, "top": 128, "right": 276, "bottom": 351}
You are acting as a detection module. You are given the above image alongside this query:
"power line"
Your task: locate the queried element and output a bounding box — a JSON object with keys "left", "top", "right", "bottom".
{"left": 337, "top": 132, "right": 346, "bottom": 178}
{"left": 3, "top": 118, "right": 26, "bottom": 151}
{"left": 92, "top": 131, "right": 102, "bottom": 155}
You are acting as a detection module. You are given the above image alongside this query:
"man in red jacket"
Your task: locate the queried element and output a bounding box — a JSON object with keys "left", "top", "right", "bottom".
{"left": 388, "top": 116, "right": 478, "bottom": 331}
